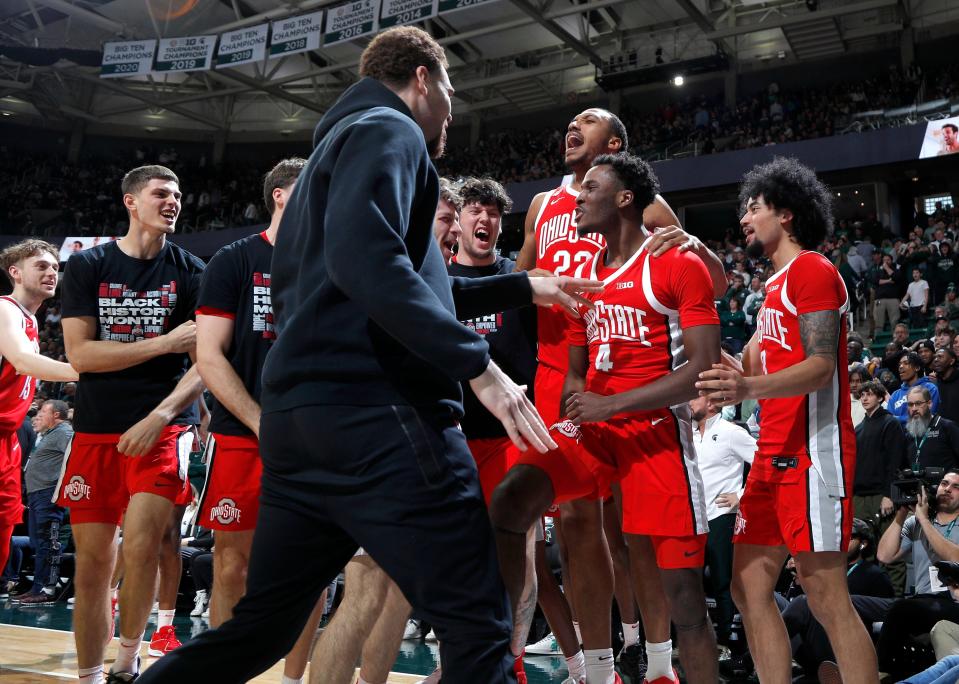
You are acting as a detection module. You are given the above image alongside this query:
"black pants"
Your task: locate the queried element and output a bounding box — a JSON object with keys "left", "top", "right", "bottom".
{"left": 706, "top": 513, "right": 736, "bottom": 642}
{"left": 27, "top": 487, "right": 64, "bottom": 593}
{"left": 877, "top": 594, "right": 959, "bottom": 676}
{"left": 185, "top": 550, "right": 212, "bottom": 593}
{"left": 782, "top": 594, "right": 892, "bottom": 671}
{"left": 138, "top": 404, "right": 515, "bottom": 684}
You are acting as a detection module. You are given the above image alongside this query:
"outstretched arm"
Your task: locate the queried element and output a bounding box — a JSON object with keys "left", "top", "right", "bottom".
{"left": 0, "top": 302, "right": 77, "bottom": 382}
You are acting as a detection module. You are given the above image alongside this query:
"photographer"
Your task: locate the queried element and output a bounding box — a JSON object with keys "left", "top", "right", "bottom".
{"left": 891, "top": 353, "right": 942, "bottom": 426}
{"left": 876, "top": 471, "right": 959, "bottom": 676}
{"left": 905, "top": 386, "right": 959, "bottom": 471}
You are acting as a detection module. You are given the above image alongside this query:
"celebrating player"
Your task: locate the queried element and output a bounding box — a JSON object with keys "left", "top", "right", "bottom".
{"left": 491, "top": 153, "right": 721, "bottom": 684}
{"left": 0, "top": 240, "right": 78, "bottom": 586}
{"left": 696, "top": 157, "right": 877, "bottom": 683}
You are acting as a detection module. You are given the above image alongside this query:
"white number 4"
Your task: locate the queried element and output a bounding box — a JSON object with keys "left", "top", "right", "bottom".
{"left": 595, "top": 343, "right": 613, "bottom": 372}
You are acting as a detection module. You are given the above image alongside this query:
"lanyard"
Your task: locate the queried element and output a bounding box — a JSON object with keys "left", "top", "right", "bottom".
{"left": 846, "top": 561, "right": 860, "bottom": 577}
{"left": 914, "top": 427, "right": 930, "bottom": 461}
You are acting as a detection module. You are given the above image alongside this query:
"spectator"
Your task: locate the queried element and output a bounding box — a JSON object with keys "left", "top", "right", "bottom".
{"left": 689, "top": 395, "right": 756, "bottom": 649}
{"left": 918, "top": 340, "right": 937, "bottom": 374}
{"left": 722, "top": 273, "right": 747, "bottom": 311}
{"left": 742, "top": 276, "right": 764, "bottom": 333}
{"left": 849, "top": 365, "right": 871, "bottom": 427}
{"left": 17, "top": 400, "right": 73, "bottom": 604}
{"left": 890, "top": 352, "right": 941, "bottom": 425}
{"left": 720, "top": 296, "right": 747, "bottom": 354}
{"left": 872, "top": 253, "right": 904, "bottom": 334}
{"left": 934, "top": 348, "right": 959, "bottom": 423}
{"left": 941, "top": 284, "right": 959, "bottom": 322}
{"left": 848, "top": 333, "right": 870, "bottom": 365}
{"left": 930, "top": 243, "right": 957, "bottom": 306}
{"left": 905, "top": 386, "right": 959, "bottom": 471}
{"left": 903, "top": 267, "right": 931, "bottom": 329}
{"left": 895, "top": 322, "right": 914, "bottom": 349}
{"left": 854, "top": 380, "right": 907, "bottom": 523}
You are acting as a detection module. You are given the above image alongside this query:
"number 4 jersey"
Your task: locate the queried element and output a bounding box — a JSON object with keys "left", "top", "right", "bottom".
{"left": 534, "top": 184, "right": 604, "bottom": 372}
{"left": 0, "top": 296, "right": 38, "bottom": 433}
{"left": 566, "top": 235, "right": 718, "bottom": 402}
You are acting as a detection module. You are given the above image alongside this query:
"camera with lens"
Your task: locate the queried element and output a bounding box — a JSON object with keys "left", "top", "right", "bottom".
{"left": 890, "top": 466, "right": 944, "bottom": 511}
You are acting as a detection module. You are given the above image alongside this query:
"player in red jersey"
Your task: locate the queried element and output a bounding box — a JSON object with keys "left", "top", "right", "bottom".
{"left": 491, "top": 154, "right": 721, "bottom": 684}
{"left": 696, "top": 157, "right": 876, "bottom": 683}
{"left": 195, "top": 158, "right": 327, "bottom": 683}
{"left": 515, "top": 108, "right": 728, "bottom": 680}
{"left": 56, "top": 165, "right": 206, "bottom": 684}
{"left": 0, "top": 240, "right": 78, "bottom": 581}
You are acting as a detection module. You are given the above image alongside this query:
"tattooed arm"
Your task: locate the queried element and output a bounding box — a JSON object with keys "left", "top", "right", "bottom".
{"left": 696, "top": 309, "right": 840, "bottom": 406}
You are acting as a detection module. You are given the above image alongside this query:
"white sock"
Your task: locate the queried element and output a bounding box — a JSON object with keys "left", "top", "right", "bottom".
{"left": 583, "top": 647, "right": 614, "bottom": 684}
{"left": 157, "top": 609, "right": 175, "bottom": 629}
{"left": 645, "top": 639, "right": 674, "bottom": 681}
{"left": 565, "top": 649, "right": 586, "bottom": 680}
{"left": 280, "top": 676, "right": 303, "bottom": 684}
{"left": 113, "top": 632, "right": 143, "bottom": 673}
{"left": 573, "top": 620, "right": 582, "bottom": 644}
{"left": 622, "top": 621, "right": 639, "bottom": 648}
{"left": 78, "top": 665, "right": 104, "bottom": 684}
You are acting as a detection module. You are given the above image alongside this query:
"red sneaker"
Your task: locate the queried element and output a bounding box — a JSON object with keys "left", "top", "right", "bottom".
{"left": 147, "top": 625, "right": 181, "bottom": 657}
{"left": 645, "top": 669, "right": 679, "bottom": 684}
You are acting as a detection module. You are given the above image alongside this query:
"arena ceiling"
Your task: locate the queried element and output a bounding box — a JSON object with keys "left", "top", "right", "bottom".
{"left": 0, "top": 0, "right": 956, "bottom": 139}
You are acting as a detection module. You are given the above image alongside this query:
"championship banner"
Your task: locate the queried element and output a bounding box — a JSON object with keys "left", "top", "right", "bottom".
{"left": 100, "top": 40, "right": 157, "bottom": 78}
{"left": 270, "top": 10, "right": 324, "bottom": 57}
{"left": 155, "top": 35, "right": 216, "bottom": 73}
{"left": 324, "top": 0, "right": 379, "bottom": 47}
{"left": 216, "top": 23, "right": 269, "bottom": 68}
{"left": 380, "top": 0, "right": 435, "bottom": 28}
{"left": 438, "top": 0, "right": 496, "bottom": 13}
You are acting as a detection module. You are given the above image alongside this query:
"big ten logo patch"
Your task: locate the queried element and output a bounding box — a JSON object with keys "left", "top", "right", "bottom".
{"left": 64, "top": 475, "right": 92, "bottom": 502}
{"left": 464, "top": 313, "right": 502, "bottom": 335}
{"left": 210, "top": 497, "right": 242, "bottom": 525}
{"left": 98, "top": 281, "right": 177, "bottom": 341}
{"left": 252, "top": 272, "right": 274, "bottom": 340}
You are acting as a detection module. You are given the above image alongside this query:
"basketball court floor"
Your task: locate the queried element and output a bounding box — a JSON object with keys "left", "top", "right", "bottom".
{"left": 0, "top": 600, "right": 571, "bottom": 682}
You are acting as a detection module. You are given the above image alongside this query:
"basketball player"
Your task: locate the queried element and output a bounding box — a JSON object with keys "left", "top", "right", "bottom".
{"left": 56, "top": 165, "right": 206, "bottom": 684}
{"left": 0, "top": 240, "right": 78, "bottom": 583}
{"left": 514, "top": 108, "right": 727, "bottom": 679}
{"left": 696, "top": 157, "right": 877, "bottom": 683}
{"left": 194, "top": 157, "right": 324, "bottom": 684}
{"left": 491, "top": 154, "right": 721, "bottom": 684}
{"left": 137, "top": 27, "right": 599, "bottom": 684}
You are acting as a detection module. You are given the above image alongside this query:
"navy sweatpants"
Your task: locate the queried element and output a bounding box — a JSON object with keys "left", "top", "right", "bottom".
{"left": 138, "top": 404, "right": 516, "bottom": 683}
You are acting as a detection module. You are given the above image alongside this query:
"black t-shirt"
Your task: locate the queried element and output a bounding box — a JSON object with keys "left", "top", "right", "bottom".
{"left": 61, "top": 240, "right": 205, "bottom": 433}
{"left": 197, "top": 232, "right": 274, "bottom": 436}
{"left": 447, "top": 256, "right": 537, "bottom": 440}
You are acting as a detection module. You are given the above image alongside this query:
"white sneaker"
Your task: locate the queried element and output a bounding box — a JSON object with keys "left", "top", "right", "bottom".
{"left": 201, "top": 604, "right": 210, "bottom": 619}
{"left": 424, "top": 629, "right": 437, "bottom": 642}
{"left": 190, "top": 590, "right": 208, "bottom": 618}
{"left": 416, "top": 668, "right": 442, "bottom": 684}
{"left": 526, "top": 632, "right": 561, "bottom": 656}
{"left": 67, "top": 596, "right": 76, "bottom": 605}
{"left": 402, "top": 619, "right": 421, "bottom": 639}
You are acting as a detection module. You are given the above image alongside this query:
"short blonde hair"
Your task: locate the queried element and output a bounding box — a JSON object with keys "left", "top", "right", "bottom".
{"left": 0, "top": 239, "right": 59, "bottom": 286}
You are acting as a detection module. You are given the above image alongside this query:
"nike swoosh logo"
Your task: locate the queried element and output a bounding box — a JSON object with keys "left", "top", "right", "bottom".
{"left": 651, "top": 417, "right": 667, "bottom": 426}
{"left": 684, "top": 550, "right": 699, "bottom": 557}
{"left": 598, "top": 655, "right": 613, "bottom": 661}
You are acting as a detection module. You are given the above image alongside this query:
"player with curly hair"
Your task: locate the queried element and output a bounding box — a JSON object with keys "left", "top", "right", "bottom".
{"left": 697, "top": 157, "right": 878, "bottom": 683}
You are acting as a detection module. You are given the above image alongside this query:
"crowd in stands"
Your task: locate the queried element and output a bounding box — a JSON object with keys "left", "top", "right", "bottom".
{"left": 0, "top": 62, "right": 955, "bottom": 235}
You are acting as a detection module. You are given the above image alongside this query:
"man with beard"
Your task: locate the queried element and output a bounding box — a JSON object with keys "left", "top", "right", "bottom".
{"left": 696, "top": 158, "right": 877, "bottom": 683}
{"left": 890, "top": 352, "right": 940, "bottom": 425}
{"left": 904, "top": 386, "right": 959, "bottom": 471}
{"left": 934, "top": 347, "right": 959, "bottom": 423}
{"left": 139, "top": 27, "right": 600, "bottom": 684}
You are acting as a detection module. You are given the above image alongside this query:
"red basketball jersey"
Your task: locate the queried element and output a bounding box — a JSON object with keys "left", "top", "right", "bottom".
{"left": 533, "top": 185, "right": 605, "bottom": 373}
{"left": 754, "top": 250, "right": 855, "bottom": 497}
{"left": 566, "top": 235, "right": 718, "bottom": 400}
{"left": 0, "top": 296, "right": 39, "bottom": 433}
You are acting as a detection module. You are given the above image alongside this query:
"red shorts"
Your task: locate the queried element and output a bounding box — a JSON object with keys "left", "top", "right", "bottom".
{"left": 516, "top": 409, "right": 709, "bottom": 569}
{"left": 196, "top": 433, "right": 261, "bottom": 531}
{"left": 534, "top": 364, "right": 565, "bottom": 428}
{"left": 0, "top": 432, "right": 23, "bottom": 526}
{"left": 174, "top": 429, "right": 199, "bottom": 506}
{"left": 734, "top": 458, "right": 853, "bottom": 555}
{"left": 54, "top": 426, "right": 190, "bottom": 526}
{"left": 467, "top": 436, "right": 515, "bottom": 505}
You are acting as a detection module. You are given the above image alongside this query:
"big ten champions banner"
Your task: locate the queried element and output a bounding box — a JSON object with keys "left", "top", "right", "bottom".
{"left": 100, "top": 40, "right": 157, "bottom": 78}
{"left": 216, "top": 24, "right": 269, "bottom": 68}
{"left": 270, "top": 10, "right": 324, "bottom": 57}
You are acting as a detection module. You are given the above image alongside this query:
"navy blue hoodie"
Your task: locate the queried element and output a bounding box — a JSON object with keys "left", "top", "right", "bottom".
{"left": 261, "top": 78, "right": 531, "bottom": 417}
